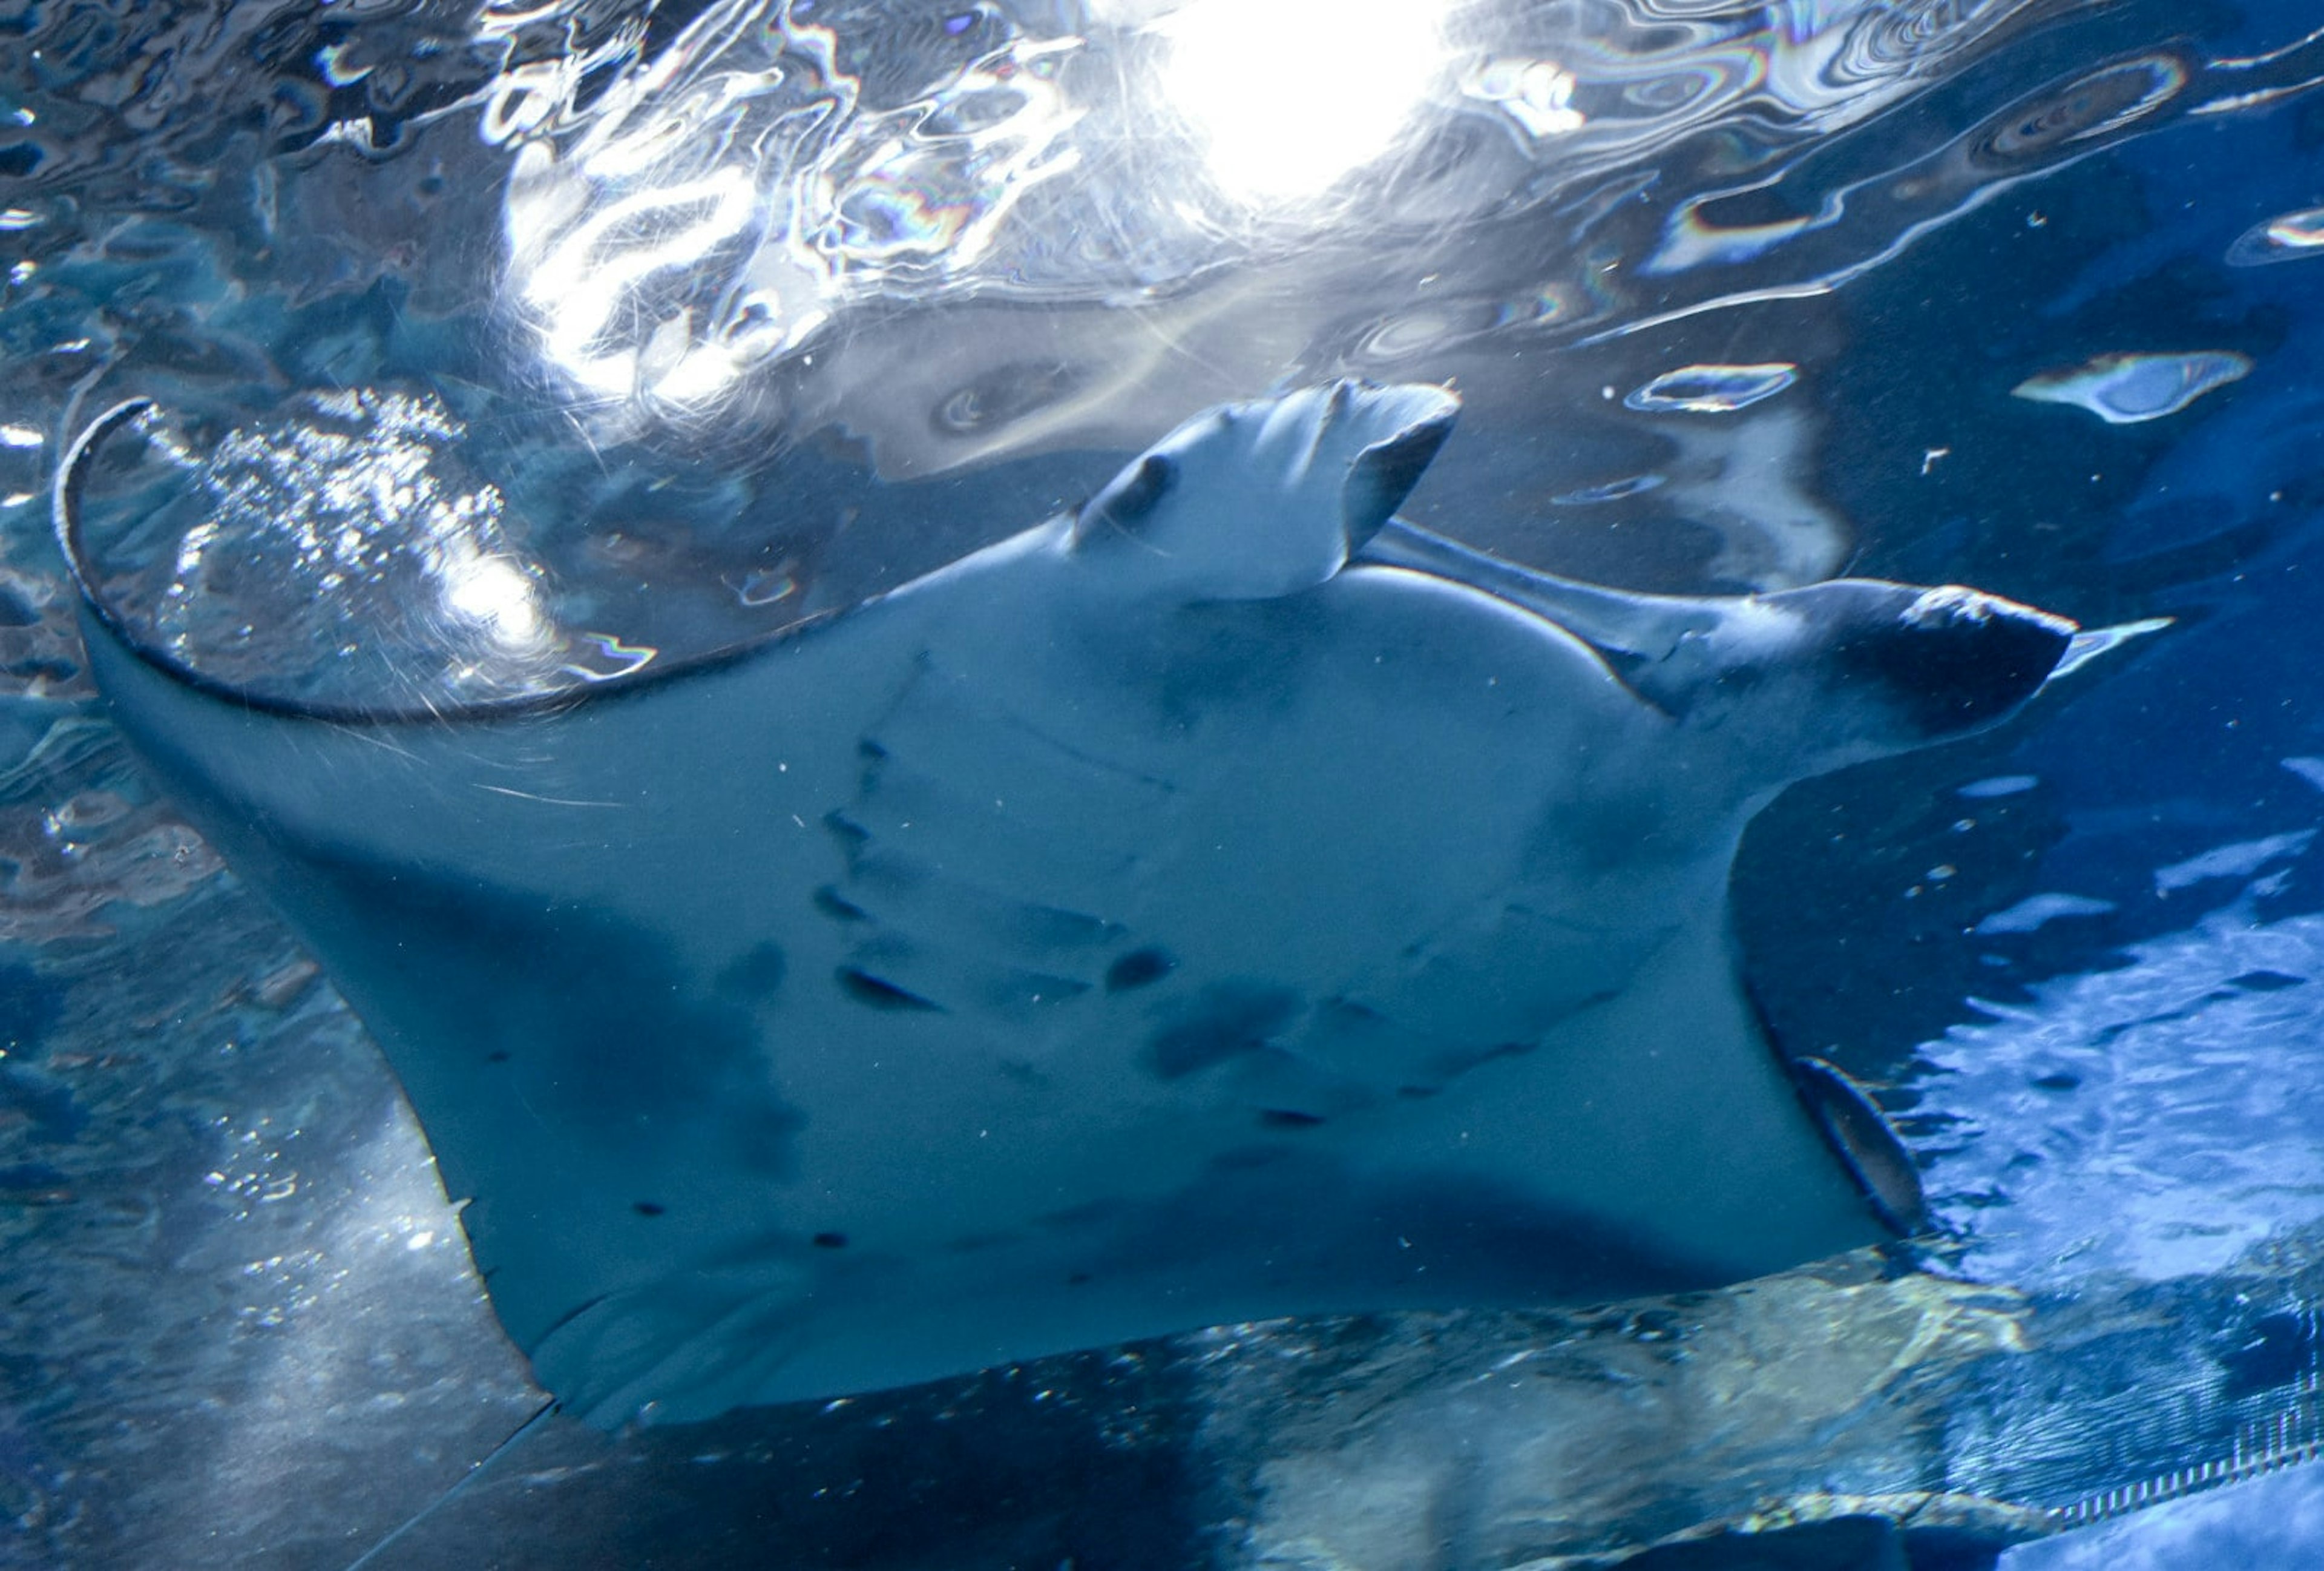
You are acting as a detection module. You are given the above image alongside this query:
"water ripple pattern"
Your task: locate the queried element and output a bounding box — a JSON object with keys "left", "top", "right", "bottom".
{"left": 11, "top": 1, "right": 2324, "bottom": 1564}
{"left": 2228, "top": 205, "right": 2324, "bottom": 266}
{"left": 1920, "top": 884, "right": 2324, "bottom": 1289}
{"left": 480, "top": 0, "right": 2081, "bottom": 444}
{"left": 1624, "top": 361, "right": 1797, "bottom": 412}
{"left": 2012, "top": 352, "right": 2254, "bottom": 424}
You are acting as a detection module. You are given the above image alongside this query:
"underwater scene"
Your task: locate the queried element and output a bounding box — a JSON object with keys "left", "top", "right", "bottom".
{"left": 5, "top": 0, "right": 2324, "bottom": 1565}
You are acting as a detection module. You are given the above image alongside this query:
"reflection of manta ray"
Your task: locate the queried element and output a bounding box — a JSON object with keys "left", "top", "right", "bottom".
{"left": 62, "top": 382, "right": 2075, "bottom": 1428}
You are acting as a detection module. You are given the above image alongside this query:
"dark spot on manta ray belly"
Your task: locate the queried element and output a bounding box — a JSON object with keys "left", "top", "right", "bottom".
{"left": 814, "top": 885, "right": 870, "bottom": 922}
{"left": 812, "top": 1231, "right": 849, "bottom": 1250}
{"left": 633, "top": 1200, "right": 666, "bottom": 1217}
{"left": 1105, "top": 946, "right": 1176, "bottom": 992}
{"left": 295, "top": 852, "right": 805, "bottom": 1171}
{"left": 1144, "top": 982, "right": 1303, "bottom": 1079}
{"left": 836, "top": 966, "right": 945, "bottom": 1012}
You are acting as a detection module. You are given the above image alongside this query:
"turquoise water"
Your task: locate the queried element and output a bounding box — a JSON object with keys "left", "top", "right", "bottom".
{"left": 5, "top": 1, "right": 2324, "bottom": 1565}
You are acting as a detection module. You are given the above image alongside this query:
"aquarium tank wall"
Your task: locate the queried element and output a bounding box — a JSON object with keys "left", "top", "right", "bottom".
{"left": 4, "top": 1, "right": 2324, "bottom": 1567}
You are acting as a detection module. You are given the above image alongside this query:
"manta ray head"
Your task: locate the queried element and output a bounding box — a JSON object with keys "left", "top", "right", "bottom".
{"left": 1071, "top": 378, "right": 1460, "bottom": 601}
{"left": 1620, "top": 578, "right": 2079, "bottom": 776}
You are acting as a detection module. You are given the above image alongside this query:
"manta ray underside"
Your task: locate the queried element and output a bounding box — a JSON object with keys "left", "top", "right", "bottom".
{"left": 61, "top": 382, "right": 2076, "bottom": 1426}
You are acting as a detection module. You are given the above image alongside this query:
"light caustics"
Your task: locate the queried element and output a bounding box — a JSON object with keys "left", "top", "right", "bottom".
{"left": 498, "top": 0, "right": 1461, "bottom": 418}
{"left": 496, "top": 4, "right": 1092, "bottom": 417}
{"left": 1144, "top": 0, "right": 1456, "bottom": 203}
{"left": 506, "top": 159, "right": 772, "bottom": 408}
{"left": 2228, "top": 204, "right": 2324, "bottom": 266}
{"left": 2011, "top": 351, "right": 2252, "bottom": 424}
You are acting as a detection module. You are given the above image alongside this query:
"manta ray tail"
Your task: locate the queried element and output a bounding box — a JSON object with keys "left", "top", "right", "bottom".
{"left": 341, "top": 1398, "right": 557, "bottom": 1571}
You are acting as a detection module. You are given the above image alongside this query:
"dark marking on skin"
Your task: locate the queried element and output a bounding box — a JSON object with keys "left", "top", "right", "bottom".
{"left": 1154, "top": 598, "right": 1327, "bottom": 722}
{"left": 633, "top": 1201, "right": 666, "bottom": 1217}
{"left": 1259, "top": 1108, "right": 1326, "bottom": 1130}
{"left": 300, "top": 854, "right": 804, "bottom": 1174}
{"left": 812, "top": 1231, "right": 849, "bottom": 1250}
{"left": 814, "top": 886, "right": 870, "bottom": 921}
{"left": 715, "top": 941, "right": 787, "bottom": 1000}
{"left": 857, "top": 739, "right": 889, "bottom": 762}
{"left": 822, "top": 811, "right": 872, "bottom": 852}
{"left": 487, "top": 1050, "right": 511, "bottom": 1064}
{"left": 2032, "top": 1071, "right": 2080, "bottom": 1092}
{"left": 1066, "top": 1271, "right": 1094, "bottom": 1286}
{"left": 1106, "top": 946, "right": 1177, "bottom": 992}
{"left": 2231, "top": 969, "right": 2305, "bottom": 992}
{"left": 1146, "top": 981, "right": 1302, "bottom": 1078}
{"left": 836, "top": 966, "right": 944, "bottom": 1012}
{"left": 1423, "top": 1039, "right": 1541, "bottom": 1083}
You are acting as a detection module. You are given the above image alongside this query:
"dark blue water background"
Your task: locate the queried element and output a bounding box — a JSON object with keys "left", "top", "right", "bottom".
{"left": 5, "top": 1, "right": 2324, "bottom": 1566}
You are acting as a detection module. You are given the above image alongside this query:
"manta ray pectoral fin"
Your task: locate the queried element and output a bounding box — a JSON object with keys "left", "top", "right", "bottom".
{"left": 1072, "top": 380, "right": 1459, "bottom": 602}
{"left": 1563, "top": 577, "right": 2076, "bottom": 754}
{"left": 1814, "top": 583, "right": 2079, "bottom": 736}
{"left": 1362, "top": 522, "right": 2076, "bottom": 779}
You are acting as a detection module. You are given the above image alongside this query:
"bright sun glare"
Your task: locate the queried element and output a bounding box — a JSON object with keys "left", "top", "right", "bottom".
{"left": 1154, "top": 0, "right": 1452, "bottom": 204}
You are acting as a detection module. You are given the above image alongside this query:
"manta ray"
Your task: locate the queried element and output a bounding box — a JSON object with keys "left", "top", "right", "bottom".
{"left": 59, "top": 382, "right": 2075, "bottom": 1428}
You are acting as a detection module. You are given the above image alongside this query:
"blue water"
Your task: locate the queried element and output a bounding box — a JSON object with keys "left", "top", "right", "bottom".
{"left": 6, "top": 0, "right": 2324, "bottom": 1566}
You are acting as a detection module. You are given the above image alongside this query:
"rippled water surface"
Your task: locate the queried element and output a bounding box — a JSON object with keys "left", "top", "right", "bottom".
{"left": 6, "top": 0, "right": 2324, "bottom": 1566}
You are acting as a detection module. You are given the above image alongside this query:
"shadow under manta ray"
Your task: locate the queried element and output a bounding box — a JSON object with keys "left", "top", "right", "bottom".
{"left": 59, "top": 381, "right": 2076, "bottom": 1428}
